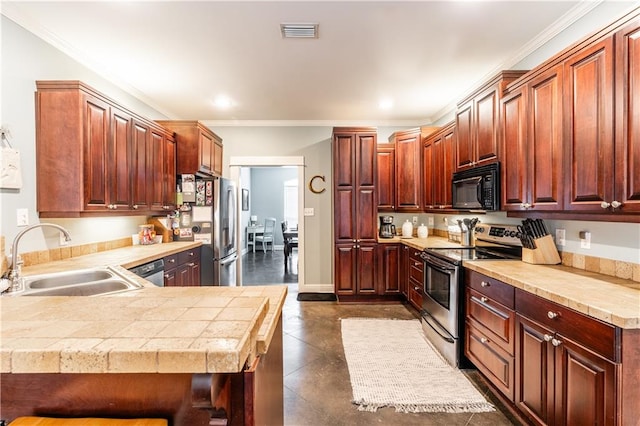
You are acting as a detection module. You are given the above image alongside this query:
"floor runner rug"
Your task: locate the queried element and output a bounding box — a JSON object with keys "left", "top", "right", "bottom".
{"left": 341, "top": 318, "right": 495, "bottom": 413}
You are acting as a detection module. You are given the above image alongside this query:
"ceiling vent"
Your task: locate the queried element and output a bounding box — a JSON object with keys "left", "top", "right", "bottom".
{"left": 280, "top": 23, "right": 318, "bottom": 39}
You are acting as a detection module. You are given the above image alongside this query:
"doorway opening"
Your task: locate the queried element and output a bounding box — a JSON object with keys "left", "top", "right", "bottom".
{"left": 229, "top": 156, "right": 305, "bottom": 291}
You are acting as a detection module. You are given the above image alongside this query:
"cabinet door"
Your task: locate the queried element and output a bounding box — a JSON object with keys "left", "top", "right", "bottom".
{"left": 333, "top": 133, "right": 356, "bottom": 243}
{"left": 356, "top": 244, "right": 377, "bottom": 294}
{"left": 475, "top": 86, "right": 500, "bottom": 166}
{"left": 378, "top": 244, "right": 400, "bottom": 295}
{"left": 455, "top": 101, "right": 474, "bottom": 170}
{"left": 199, "top": 129, "right": 213, "bottom": 175}
{"left": 83, "top": 94, "right": 111, "bottom": 210}
{"left": 110, "top": 106, "right": 133, "bottom": 210}
{"left": 163, "top": 133, "right": 177, "bottom": 210}
{"left": 516, "top": 314, "right": 555, "bottom": 426}
{"left": 555, "top": 334, "right": 616, "bottom": 426}
{"left": 164, "top": 268, "right": 177, "bottom": 287}
{"left": 422, "top": 137, "right": 434, "bottom": 209}
{"left": 213, "top": 139, "right": 223, "bottom": 177}
{"left": 432, "top": 124, "right": 455, "bottom": 208}
{"left": 527, "top": 65, "right": 564, "bottom": 211}
{"left": 335, "top": 244, "right": 356, "bottom": 295}
{"left": 501, "top": 87, "right": 529, "bottom": 211}
{"left": 564, "top": 37, "right": 615, "bottom": 211}
{"left": 395, "top": 130, "right": 422, "bottom": 210}
{"left": 377, "top": 145, "right": 395, "bottom": 210}
{"left": 149, "top": 130, "right": 165, "bottom": 211}
{"left": 356, "top": 133, "right": 378, "bottom": 242}
{"left": 615, "top": 18, "right": 640, "bottom": 212}
{"left": 131, "top": 119, "right": 150, "bottom": 211}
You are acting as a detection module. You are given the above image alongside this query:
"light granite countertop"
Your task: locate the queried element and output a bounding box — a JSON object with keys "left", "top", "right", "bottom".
{"left": 380, "top": 235, "right": 640, "bottom": 329}
{"left": 0, "top": 241, "right": 288, "bottom": 375}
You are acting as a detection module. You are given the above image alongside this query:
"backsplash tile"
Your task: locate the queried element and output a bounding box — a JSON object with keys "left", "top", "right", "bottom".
{"left": 560, "top": 250, "right": 639, "bottom": 283}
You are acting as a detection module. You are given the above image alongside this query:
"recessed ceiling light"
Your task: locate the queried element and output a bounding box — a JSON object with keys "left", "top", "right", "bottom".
{"left": 379, "top": 99, "right": 394, "bottom": 110}
{"left": 213, "top": 95, "right": 233, "bottom": 109}
{"left": 281, "top": 23, "right": 319, "bottom": 38}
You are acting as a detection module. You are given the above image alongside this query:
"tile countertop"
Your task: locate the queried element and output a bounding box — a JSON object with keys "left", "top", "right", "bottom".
{"left": 380, "top": 235, "right": 640, "bottom": 330}
{"left": 0, "top": 241, "right": 288, "bottom": 374}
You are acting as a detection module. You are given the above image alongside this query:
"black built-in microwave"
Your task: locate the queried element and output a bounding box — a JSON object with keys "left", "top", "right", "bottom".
{"left": 451, "top": 162, "right": 500, "bottom": 211}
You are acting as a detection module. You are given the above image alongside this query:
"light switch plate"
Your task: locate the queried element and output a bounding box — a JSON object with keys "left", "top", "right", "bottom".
{"left": 16, "top": 208, "right": 28, "bottom": 226}
{"left": 555, "top": 228, "right": 565, "bottom": 246}
{"left": 304, "top": 207, "right": 314, "bottom": 216}
{"left": 427, "top": 217, "right": 434, "bottom": 227}
{"left": 580, "top": 231, "right": 591, "bottom": 249}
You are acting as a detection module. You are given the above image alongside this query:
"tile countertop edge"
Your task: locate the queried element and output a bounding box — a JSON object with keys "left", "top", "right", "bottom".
{"left": 463, "top": 261, "right": 640, "bottom": 330}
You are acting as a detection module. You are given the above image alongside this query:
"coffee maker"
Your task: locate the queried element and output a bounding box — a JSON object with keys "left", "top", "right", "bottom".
{"left": 379, "top": 216, "right": 396, "bottom": 238}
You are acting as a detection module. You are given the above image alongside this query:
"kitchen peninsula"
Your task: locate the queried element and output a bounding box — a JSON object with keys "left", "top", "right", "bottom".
{"left": 0, "top": 242, "right": 286, "bottom": 426}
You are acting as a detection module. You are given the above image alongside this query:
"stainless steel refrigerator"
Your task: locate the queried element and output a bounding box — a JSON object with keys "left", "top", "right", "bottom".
{"left": 191, "top": 177, "right": 237, "bottom": 286}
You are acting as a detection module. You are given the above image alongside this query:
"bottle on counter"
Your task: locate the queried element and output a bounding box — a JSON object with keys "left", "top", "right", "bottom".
{"left": 402, "top": 220, "right": 413, "bottom": 238}
{"left": 417, "top": 223, "right": 428, "bottom": 239}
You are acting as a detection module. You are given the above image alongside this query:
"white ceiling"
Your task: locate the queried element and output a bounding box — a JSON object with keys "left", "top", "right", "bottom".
{"left": 2, "top": 1, "right": 633, "bottom": 126}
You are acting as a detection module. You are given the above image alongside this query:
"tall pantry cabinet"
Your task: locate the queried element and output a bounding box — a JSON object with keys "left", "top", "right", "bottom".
{"left": 333, "top": 127, "right": 378, "bottom": 300}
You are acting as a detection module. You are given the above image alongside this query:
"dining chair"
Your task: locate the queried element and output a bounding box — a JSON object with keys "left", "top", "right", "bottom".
{"left": 255, "top": 217, "right": 276, "bottom": 253}
{"left": 281, "top": 221, "right": 298, "bottom": 273}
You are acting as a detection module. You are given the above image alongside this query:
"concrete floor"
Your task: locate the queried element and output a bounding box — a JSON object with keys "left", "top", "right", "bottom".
{"left": 280, "top": 285, "right": 521, "bottom": 426}
{"left": 241, "top": 252, "right": 520, "bottom": 425}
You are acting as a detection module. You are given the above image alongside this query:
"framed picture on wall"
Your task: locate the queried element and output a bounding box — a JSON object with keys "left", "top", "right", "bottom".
{"left": 242, "top": 189, "right": 249, "bottom": 211}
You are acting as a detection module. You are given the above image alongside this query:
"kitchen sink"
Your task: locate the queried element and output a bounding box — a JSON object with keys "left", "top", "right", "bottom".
{"left": 28, "top": 269, "right": 114, "bottom": 289}
{"left": 14, "top": 267, "right": 144, "bottom": 297}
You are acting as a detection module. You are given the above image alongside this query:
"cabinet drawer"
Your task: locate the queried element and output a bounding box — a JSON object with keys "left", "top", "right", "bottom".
{"left": 409, "top": 248, "right": 424, "bottom": 268}
{"left": 465, "top": 321, "right": 515, "bottom": 401}
{"left": 466, "top": 288, "right": 515, "bottom": 354}
{"left": 516, "top": 289, "right": 619, "bottom": 362}
{"left": 466, "top": 270, "right": 515, "bottom": 309}
{"left": 409, "top": 263, "right": 424, "bottom": 283}
{"left": 163, "top": 253, "right": 178, "bottom": 270}
{"left": 408, "top": 279, "right": 423, "bottom": 310}
{"left": 178, "top": 247, "right": 200, "bottom": 264}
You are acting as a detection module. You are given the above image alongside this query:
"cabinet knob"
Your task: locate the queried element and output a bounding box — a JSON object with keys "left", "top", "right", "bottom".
{"left": 480, "top": 281, "right": 490, "bottom": 287}
{"left": 547, "top": 311, "right": 558, "bottom": 319}
{"left": 187, "top": 262, "right": 195, "bottom": 267}
{"left": 611, "top": 200, "right": 622, "bottom": 209}
{"left": 414, "top": 286, "right": 420, "bottom": 291}
{"left": 132, "top": 204, "right": 139, "bottom": 210}
{"left": 521, "top": 202, "right": 531, "bottom": 209}
{"left": 601, "top": 201, "right": 611, "bottom": 209}
{"left": 551, "top": 338, "right": 562, "bottom": 347}
{"left": 480, "top": 296, "right": 488, "bottom": 303}
{"left": 480, "top": 337, "right": 489, "bottom": 344}
{"left": 543, "top": 334, "right": 553, "bottom": 342}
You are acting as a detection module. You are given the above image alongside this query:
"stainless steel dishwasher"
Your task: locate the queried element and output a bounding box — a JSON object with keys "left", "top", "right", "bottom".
{"left": 128, "top": 259, "right": 165, "bottom": 287}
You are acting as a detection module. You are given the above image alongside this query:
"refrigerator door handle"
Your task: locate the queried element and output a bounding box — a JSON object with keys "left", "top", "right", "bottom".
{"left": 219, "top": 254, "right": 238, "bottom": 266}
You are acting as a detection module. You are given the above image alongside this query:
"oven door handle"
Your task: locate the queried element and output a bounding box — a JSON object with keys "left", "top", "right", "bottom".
{"left": 421, "top": 310, "right": 455, "bottom": 344}
{"left": 423, "top": 256, "right": 457, "bottom": 273}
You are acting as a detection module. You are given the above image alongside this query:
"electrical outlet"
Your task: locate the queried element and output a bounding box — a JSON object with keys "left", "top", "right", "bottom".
{"left": 427, "top": 217, "right": 434, "bottom": 227}
{"left": 412, "top": 216, "right": 418, "bottom": 225}
{"left": 304, "top": 207, "right": 314, "bottom": 216}
{"left": 16, "top": 208, "right": 29, "bottom": 226}
{"left": 580, "top": 231, "right": 591, "bottom": 249}
{"left": 555, "top": 228, "right": 565, "bottom": 246}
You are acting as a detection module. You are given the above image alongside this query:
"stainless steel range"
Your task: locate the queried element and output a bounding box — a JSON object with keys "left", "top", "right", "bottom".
{"left": 419, "top": 224, "right": 522, "bottom": 367}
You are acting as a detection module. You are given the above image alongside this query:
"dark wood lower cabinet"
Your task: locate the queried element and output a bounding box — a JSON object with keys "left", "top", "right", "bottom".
{"left": 164, "top": 247, "right": 201, "bottom": 286}
{"left": 378, "top": 243, "right": 401, "bottom": 295}
{"left": 515, "top": 313, "right": 616, "bottom": 426}
{"left": 465, "top": 271, "right": 639, "bottom": 426}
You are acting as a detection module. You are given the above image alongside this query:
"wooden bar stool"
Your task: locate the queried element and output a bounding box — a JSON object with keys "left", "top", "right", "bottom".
{"left": 8, "top": 417, "right": 167, "bottom": 426}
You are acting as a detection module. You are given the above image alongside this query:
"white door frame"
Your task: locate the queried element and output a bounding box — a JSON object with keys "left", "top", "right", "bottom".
{"left": 229, "top": 156, "right": 306, "bottom": 291}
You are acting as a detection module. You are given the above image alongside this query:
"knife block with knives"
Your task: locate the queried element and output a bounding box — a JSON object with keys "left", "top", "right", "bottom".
{"left": 519, "top": 219, "right": 561, "bottom": 265}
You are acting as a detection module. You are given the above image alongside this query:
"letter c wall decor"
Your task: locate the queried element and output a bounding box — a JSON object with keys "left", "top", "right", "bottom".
{"left": 308, "top": 175, "right": 326, "bottom": 194}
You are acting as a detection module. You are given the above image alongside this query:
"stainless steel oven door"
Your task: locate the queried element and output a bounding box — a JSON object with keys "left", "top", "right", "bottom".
{"left": 421, "top": 253, "right": 460, "bottom": 338}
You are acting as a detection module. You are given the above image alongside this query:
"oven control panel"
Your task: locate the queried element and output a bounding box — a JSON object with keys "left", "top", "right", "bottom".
{"left": 474, "top": 224, "right": 522, "bottom": 246}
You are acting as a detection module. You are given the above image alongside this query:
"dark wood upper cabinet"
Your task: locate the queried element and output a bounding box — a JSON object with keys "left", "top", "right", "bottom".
{"left": 35, "top": 81, "right": 175, "bottom": 217}
{"left": 156, "top": 121, "right": 223, "bottom": 177}
{"left": 455, "top": 71, "right": 527, "bottom": 172}
{"left": 391, "top": 128, "right": 422, "bottom": 211}
{"left": 615, "top": 16, "right": 640, "bottom": 213}
{"left": 564, "top": 37, "right": 615, "bottom": 212}
{"left": 376, "top": 143, "right": 395, "bottom": 211}
{"left": 423, "top": 122, "right": 455, "bottom": 210}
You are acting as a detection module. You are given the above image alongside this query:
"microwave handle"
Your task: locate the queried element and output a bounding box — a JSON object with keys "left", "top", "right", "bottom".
{"left": 453, "top": 176, "right": 482, "bottom": 184}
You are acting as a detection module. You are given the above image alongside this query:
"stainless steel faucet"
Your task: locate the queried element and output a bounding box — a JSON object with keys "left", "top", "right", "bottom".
{"left": 2, "top": 223, "right": 72, "bottom": 293}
